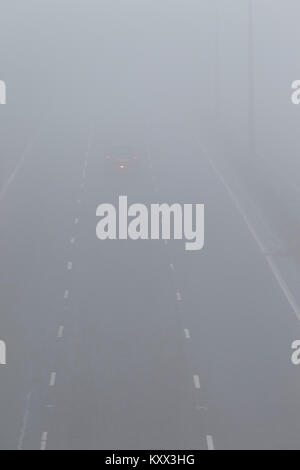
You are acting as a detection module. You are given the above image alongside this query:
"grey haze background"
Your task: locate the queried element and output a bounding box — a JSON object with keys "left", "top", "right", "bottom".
{"left": 0, "top": 0, "right": 300, "bottom": 450}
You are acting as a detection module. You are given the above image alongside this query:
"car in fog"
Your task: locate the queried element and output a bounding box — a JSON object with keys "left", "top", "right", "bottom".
{"left": 105, "top": 145, "right": 140, "bottom": 171}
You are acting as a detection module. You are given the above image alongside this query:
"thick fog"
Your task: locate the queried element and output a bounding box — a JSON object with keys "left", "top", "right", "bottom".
{"left": 0, "top": 0, "right": 300, "bottom": 450}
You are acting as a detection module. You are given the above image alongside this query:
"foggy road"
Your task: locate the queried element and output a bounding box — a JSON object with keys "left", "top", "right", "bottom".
{"left": 0, "top": 118, "right": 300, "bottom": 450}
{"left": 1, "top": 0, "right": 300, "bottom": 452}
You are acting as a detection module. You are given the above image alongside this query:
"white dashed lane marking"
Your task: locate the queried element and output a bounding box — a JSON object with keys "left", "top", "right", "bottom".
{"left": 193, "top": 375, "right": 201, "bottom": 390}
{"left": 57, "top": 326, "right": 64, "bottom": 338}
{"left": 184, "top": 329, "right": 191, "bottom": 339}
{"left": 40, "top": 432, "right": 48, "bottom": 450}
{"left": 206, "top": 435, "right": 215, "bottom": 450}
{"left": 176, "top": 292, "right": 182, "bottom": 301}
{"left": 38, "top": 131, "right": 93, "bottom": 451}
{"left": 49, "top": 372, "right": 56, "bottom": 387}
{"left": 170, "top": 263, "right": 175, "bottom": 271}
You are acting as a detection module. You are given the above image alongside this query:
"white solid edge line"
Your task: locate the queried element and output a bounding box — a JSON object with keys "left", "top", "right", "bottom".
{"left": 0, "top": 130, "right": 41, "bottom": 203}
{"left": 17, "top": 391, "right": 32, "bottom": 450}
{"left": 205, "top": 150, "right": 300, "bottom": 322}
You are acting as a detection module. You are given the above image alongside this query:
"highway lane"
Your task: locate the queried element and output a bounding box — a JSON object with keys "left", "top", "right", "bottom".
{"left": 0, "top": 123, "right": 300, "bottom": 449}
{"left": 0, "top": 112, "right": 93, "bottom": 449}
{"left": 29, "top": 135, "right": 203, "bottom": 450}
{"left": 152, "top": 137, "right": 300, "bottom": 449}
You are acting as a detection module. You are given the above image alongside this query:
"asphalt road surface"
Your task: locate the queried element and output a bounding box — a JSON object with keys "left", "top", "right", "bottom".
{"left": 0, "top": 112, "right": 300, "bottom": 450}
